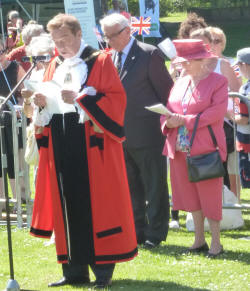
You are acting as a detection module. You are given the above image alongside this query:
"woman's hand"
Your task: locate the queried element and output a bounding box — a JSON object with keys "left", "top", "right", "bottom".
{"left": 21, "top": 88, "right": 33, "bottom": 100}
{"left": 34, "top": 93, "right": 47, "bottom": 108}
{"left": 166, "top": 113, "right": 185, "bottom": 128}
{"left": 61, "top": 89, "right": 77, "bottom": 104}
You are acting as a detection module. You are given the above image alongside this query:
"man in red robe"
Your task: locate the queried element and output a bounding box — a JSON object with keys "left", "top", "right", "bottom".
{"left": 30, "top": 13, "right": 137, "bottom": 289}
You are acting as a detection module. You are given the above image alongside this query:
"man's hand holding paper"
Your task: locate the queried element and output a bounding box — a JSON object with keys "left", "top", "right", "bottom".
{"left": 24, "top": 79, "right": 76, "bottom": 114}
{"left": 34, "top": 92, "right": 47, "bottom": 108}
{"left": 61, "top": 89, "right": 77, "bottom": 104}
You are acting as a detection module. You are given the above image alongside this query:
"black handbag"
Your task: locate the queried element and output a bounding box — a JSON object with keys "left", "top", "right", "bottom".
{"left": 186, "top": 113, "right": 225, "bottom": 183}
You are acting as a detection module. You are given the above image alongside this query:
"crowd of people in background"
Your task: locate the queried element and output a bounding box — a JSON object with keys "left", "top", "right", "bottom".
{"left": 0, "top": 4, "right": 249, "bottom": 289}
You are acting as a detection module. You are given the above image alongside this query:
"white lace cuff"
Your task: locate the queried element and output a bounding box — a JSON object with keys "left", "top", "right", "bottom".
{"left": 33, "top": 106, "right": 52, "bottom": 127}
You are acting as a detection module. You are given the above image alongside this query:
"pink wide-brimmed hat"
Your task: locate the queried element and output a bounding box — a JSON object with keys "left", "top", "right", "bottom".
{"left": 172, "top": 39, "right": 217, "bottom": 64}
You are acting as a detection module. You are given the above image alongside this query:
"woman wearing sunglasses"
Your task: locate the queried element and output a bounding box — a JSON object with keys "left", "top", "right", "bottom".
{"left": 0, "top": 38, "right": 25, "bottom": 217}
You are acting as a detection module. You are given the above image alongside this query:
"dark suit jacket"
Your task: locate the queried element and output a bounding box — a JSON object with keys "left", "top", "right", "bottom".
{"left": 115, "top": 39, "right": 173, "bottom": 148}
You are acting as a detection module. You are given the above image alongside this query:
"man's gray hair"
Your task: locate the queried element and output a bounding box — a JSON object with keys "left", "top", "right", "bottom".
{"left": 22, "top": 23, "right": 44, "bottom": 45}
{"left": 100, "top": 13, "right": 129, "bottom": 30}
{"left": 25, "top": 33, "right": 55, "bottom": 56}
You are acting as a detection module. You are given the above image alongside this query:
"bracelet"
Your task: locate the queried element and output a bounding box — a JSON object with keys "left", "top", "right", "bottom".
{"left": 24, "top": 101, "right": 31, "bottom": 106}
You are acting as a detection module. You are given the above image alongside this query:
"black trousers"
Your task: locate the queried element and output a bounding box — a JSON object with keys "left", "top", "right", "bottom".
{"left": 223, "top": 160, "right": 230, "bottom": 189}
{"left": 171, "top": 210, "right": 179, "bottom": 221}
{"left": 62, "top": 262, "right": 115, "bottom": 283}
{"left": 123, "top": 145, "right": 169, "bottom": 243}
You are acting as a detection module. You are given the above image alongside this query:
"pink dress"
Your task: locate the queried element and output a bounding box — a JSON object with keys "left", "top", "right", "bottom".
{"left": 161, "top": 72, "right": 228, "bottom": 220}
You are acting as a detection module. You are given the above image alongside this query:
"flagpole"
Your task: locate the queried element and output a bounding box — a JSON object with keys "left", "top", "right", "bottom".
{"left": 0, "top": 0, "right": 5, "bottom": 45}
{"left": 15, "top": 0, "right": 32, "bottom": 20}
{"left": 93, "top": 26, "right": 104, "bottom": 50}
{"left": 0, "top": 98, "right": 20, "bottom": 291}
{"left": 123, "top": 0, "right": 129, "bottom": 12}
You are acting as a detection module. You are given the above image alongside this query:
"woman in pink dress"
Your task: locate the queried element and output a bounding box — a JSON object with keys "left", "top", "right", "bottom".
{"left": 161, "top": 39, "right": 228, "bottom": 257}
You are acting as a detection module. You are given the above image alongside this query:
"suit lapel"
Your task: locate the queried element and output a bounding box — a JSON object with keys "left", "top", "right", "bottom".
{"left": 120, "top": 40, "right": 139, "bottom": 81}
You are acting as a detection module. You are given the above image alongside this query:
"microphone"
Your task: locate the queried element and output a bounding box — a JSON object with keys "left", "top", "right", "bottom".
{"left": 21, "top": 55, "right": 51, "bottom": 63}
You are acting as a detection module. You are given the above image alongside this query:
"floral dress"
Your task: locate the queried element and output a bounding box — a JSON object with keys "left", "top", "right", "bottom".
{"left": 176, "top": 84, "right": 194, "bottom": 152}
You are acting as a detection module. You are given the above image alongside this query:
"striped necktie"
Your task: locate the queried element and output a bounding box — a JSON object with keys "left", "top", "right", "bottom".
{"left": 116, "top": 51, "right": 123, "bottom": 74}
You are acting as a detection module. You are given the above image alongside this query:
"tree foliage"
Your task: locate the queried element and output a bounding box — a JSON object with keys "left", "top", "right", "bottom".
{"left": 128, "top": 0, "right": 188, "bottom": 16}
{"left": 127, "top": 0, "right": 250, "bottom": 17}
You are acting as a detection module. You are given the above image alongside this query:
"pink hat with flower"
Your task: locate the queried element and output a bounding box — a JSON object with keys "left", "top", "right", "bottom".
{"left": 172, "top": 39, "right": 217, "bottom": 64}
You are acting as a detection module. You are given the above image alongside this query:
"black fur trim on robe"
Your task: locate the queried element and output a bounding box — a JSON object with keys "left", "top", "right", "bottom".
{"left": 30, "top": 227, "right": 52, "bottom": 238}
{"left": 79, "top": 94, "right": 125, "bottom": 139}
{"left": 50, "top": 112, "right": 95, "bottom": 265}
{"left": 95, "top": 247, "right": 138, "bottom": 262}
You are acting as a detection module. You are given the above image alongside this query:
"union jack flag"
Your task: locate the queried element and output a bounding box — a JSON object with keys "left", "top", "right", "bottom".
{"left": 131, "top": 16, "right": 151, "bottom": 36}
{"left": 93, "top": 26, "right": 103, "bottom": 43}
{"left": 232, "top": 64, "right": 241, "bottom": 78}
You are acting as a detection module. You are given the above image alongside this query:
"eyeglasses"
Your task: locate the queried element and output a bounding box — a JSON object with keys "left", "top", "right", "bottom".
{"left": 212, "top": 39, "right": 222, "bottom": 45}
{"left": 0, "top": 49, "right": 6, "bottom": 55}
{"left": 103, "top": 27, "right": 126, "bottom": 42}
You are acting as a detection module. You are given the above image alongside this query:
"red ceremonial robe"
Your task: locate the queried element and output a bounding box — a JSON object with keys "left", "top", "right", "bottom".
{"left": 30, "top": 46, "right": 138, "bottom": 265}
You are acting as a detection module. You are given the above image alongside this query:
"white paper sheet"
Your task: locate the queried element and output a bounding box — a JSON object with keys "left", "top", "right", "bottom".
{"left": 23, "top": 79, "right": 76, "bottom": 114}
{"left": 157, "top": 38, "right": 177, "bottom": 60}
{"left": 145, "top": 103, "right": 172, "bottom": 118}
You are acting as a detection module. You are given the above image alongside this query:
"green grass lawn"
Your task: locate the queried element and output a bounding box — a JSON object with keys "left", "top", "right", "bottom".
{"left": 161, "top": 12, "right": 188, "bottom": 23}
{"left": 0, "top": 188, "right": 249, "bottom": 291}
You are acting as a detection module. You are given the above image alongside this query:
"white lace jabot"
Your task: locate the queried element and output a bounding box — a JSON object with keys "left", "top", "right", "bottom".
{"left": 34, "top": 39, "right": 89, "bottom": 126}
{"left": 53, "top": 39, "right": 88, "bottom": 91}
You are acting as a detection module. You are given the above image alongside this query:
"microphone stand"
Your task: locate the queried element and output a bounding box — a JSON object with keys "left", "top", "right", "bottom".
{"left": 2, "top": 61, "right": 37, "bottom": 291}
{"left": 0, "top": 62, "right": 37, "bottom": 110}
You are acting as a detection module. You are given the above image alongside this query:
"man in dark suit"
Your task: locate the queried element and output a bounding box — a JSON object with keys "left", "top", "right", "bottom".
{"left": 101, "top": 13, "right": 173, "bottom": 248}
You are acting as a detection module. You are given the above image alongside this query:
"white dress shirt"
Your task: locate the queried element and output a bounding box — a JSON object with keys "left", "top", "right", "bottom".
{"left": 115, "top": 36, "right": 135, "bottom": 70}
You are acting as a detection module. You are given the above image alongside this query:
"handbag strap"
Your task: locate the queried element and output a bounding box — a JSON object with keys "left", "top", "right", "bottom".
{"left": 189, "top": 113, "right": 201, "bottom": 148}
{"left": 188, "top": 113, "right": 219, "bottom": 153}
{"left": 207, "top": 125, "right": 219, "bottom": 148}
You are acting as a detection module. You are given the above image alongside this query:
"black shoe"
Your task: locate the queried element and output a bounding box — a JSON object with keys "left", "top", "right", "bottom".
{"left": 93, "top": 279, "right": 112, "bottom": 289}
{"left": 207, "top": 245, "right": 224, "bottom": 258}
{"left": 137, "top": 237, "right": 145, "bottom": 245}
{"left": 144, "top": 240, "right": 160, "bottom": 249}
{"left": 136, "top": 233, "right": 145, "bottom": 245}
{"left": 187, "top": 242, "right": 209, "bottom": 253}
{"left": 48, "top": 276, "right": 90, "bottom": 287}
